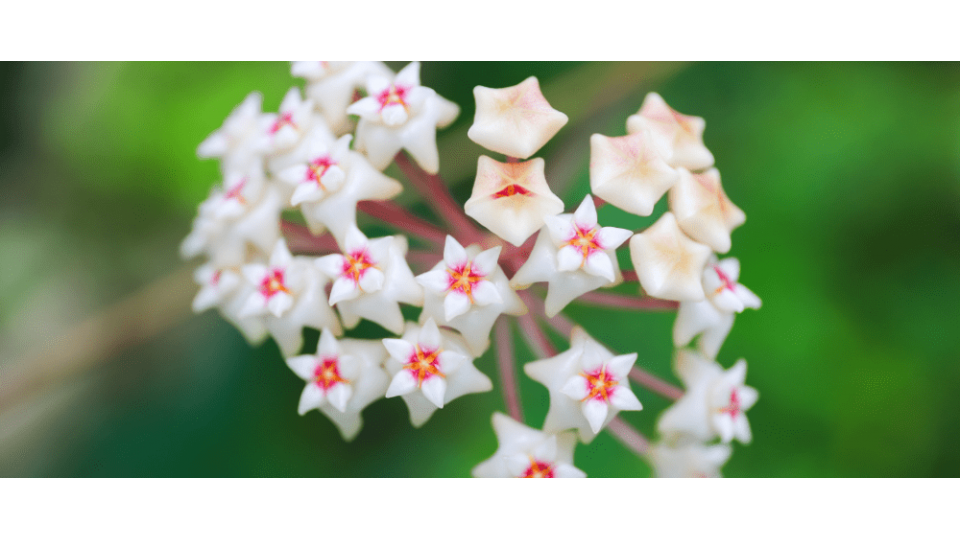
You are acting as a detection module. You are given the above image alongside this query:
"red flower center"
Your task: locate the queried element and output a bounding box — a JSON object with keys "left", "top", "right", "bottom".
{"left": 341, "top": 249, "right": 376, "bottom": 285}
{"left": 377, "top": 85, "right": 408, "bottom": 111}
{"left": 313, "top": 357, "right": 348, "bottom": 392}
{"left": 446, "top": 262, "right": 484, "bottom": 302}
{"left": 402, "top": 345, "right": 444, "bottom": 387}
{"left": 562, "top": 223, "right": 602, "bottom": 263}
{"left": 719, "top": 389, "right": 741, "bottom": 418}
{"left": 581, "top": 365, "right": 618, "bottom": 402}
{"left": 492, "top": 183, "right": 532, "bottom": 199}
{"left": 307, "top": 156, "right": 338, "bottom": 189}
{"left": 270, "top": 112, "right": 296, "bottom": 134}
{"left": 259, "top": 268, "right": 289, "bottom": 298}
{"left": 521, "top": 458, "right": 555, "bottom": 478}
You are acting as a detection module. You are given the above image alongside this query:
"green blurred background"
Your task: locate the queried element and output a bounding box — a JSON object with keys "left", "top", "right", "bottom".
{"left": 1, "top": 62, "right": 958, "bottom": 477}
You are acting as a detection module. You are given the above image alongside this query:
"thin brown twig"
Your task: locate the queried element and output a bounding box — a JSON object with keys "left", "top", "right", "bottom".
{"left": 494, "top": 318, "right": 524, "bottom": 423}
{"left": 357, "top": 200, "right": 447, "bottom": 245}
{"left": 575, "top": 291, "right": 678, "bottom": 311}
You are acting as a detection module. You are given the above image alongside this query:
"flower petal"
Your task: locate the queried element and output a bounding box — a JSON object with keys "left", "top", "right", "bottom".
{"left": 470, "top": 246, "right": 502, "bottom": 277}
{"left": 357, "top": 267, "right": 385, "bottom": 294}
{"left": 582, "top": 398, "right": 609, "bottom": 434}
{"left": 316, "top": 328, "right": 339, "bottom": 357}
{"left": 573, "top": 194, "right": 598, "bottom": 229}
{"left": 583, "top": 251, "right": 616, "bottom": 282}
{"left": 609, "top": 385, "right": 642, "bottom": 411}
{"left": 444, "top": 290, "right": 472, "bottom": 321}
{"left": 267, "top": 291, "right": 293, "bottom": 317}
{"left": 596, "top": 226, "right": 632, "bottom": 250}
{"left": 297, "top": 384, "right": 324, "bottom": 415}
{"left": 470, "top": 279, "right": 502, "bottom": 306}
{"left": 286, "top": 355, "right": 319, "bottom": 381}
{"left": 420, "top": 376, "right": 447, "bottom": 409}
{"left": 418, "top": 318, "right": 442, "bottom": 351}
{"left": 443, "top": 235, "right": 468, "bottom": 268}
{"left": 385, "top": 370, "right": 418, "bottom": 398}
{"left": 382, "top": 338, "right": 415, "bottom": 363}
{"left": 560, "top": 376, "right": 590, "bottom": 401}
{"left": 328, "top": 277, "right": 359, "bottom": 305}
{"left": 606, "top": 353, "right": 638, "bottom": 379}
{"left": 416, "top": 269, "right": 452, "bottom": 295}
{"left": 436, "top": 350, "right": 466, "bottom": 375}
{"left": 326, "top": 383, "right": 353, "bottom": 413}
{"left": 291, "top": 182, "right": 323, "bottom": 206}
{"left": 556, "top": 245, "right": 584, "bottom": 273}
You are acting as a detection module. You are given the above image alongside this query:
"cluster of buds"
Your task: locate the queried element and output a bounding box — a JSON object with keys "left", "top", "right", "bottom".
{"left": 182, "top": 62, "right": 762, "bottom": 477}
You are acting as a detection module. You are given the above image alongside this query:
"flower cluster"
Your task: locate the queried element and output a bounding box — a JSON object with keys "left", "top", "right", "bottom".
{"left": 183, "top": 63, "right": 762, "bottom": 477}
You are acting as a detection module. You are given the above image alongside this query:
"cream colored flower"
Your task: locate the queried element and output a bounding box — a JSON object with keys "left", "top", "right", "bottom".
{"left": 626, "top": 92, "right": 714, "bottom": 171}
{"left": 468, "top": 76, "right": 568, "bottom": 159}
{"left": 668, "top": 167, "right": 745, "bottom": 254}
{"left": 589, "top": 130, "right": 679, "bottom": 217}
{"left": 628, "top": 212, "right": 713, "bottom": 301}
{"left": 472, "top": 413, "right": 585, "bottom": 478}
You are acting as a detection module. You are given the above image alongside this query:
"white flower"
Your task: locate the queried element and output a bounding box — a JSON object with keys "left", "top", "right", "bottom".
{"left": 674, "top": 256, "right": 762, "bottom": 358}
{"left": 472, "top": 412, "right": 585, "bottom": 478}
{"left": 197, "top": 92, "right": 271, "bottom": 173}
{"left": 589, "top": 130, "right": 679, "bottom": 217}
{"left": 628, "top": 211, "right": 713, "bottom": 302}
{"left": 463, "top": 156, "right": 564, "bottom": 247}
{"left": 239, "top": 239, "right": 342, "bottom": 355}
{"left": 285, "top": 328, "right": 390, "bottom": 441}
{"left": 180, "top": 172, "right": 282, "bottom": 268}
{"left": 524, "top": 326, "right": 642, "bottom": 442}
{"left": 511, "top": 195, "right": 632, "bottom": 317}
{"left": 192, "top": 263, "right": 268, "bottom": 344}
{"left": 648, "top": 441, "right": 732, "bottom": 478}
{"left": 260, "top": 87, "right": 315, "bottom": 154}
{"left": 276, "top": 134, "right": 403, "bottom": 242}
{"left": 315, "top": 225, "right": 422, "bottom": 334}
{"left": 348, "top": 61, "right": 460, "bottom": 174}
{"left": 382, "top": 318, "right": 492, "bottom": 427}
{"left": 626, "top": 92, "right": 714, "bottom": 171}
{"left": 657, "top": 350, "right": 758, "bottom": 444}
{"left": 467, "top": 76, "right": 568, "bottom": 159}
{"left": 416, "top": 236, "right": 527, "bottom": 356}
{"left": 668, "top": 167, "right": 745, "bottom": 254}
{"left": 291, "top": 61, "right": 393, "bottom": 134}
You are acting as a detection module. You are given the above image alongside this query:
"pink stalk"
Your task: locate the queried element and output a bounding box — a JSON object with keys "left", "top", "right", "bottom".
{"left": 405, "top": 249, "right": 443, "bottom": 271}
{"left": 575, "top": 291, "right": 678, "bottom": 311}
{"left": 281, "top": 220, "right": 340, "bottom": 254}
{"left": 607, "top": 417, "right": 649, "bottom": 457}
{"left": 621, "top": 270, "right": 638, "bottom": 282}
{"left": 629, "top": 367, "right": 684, "bottom": 401}
{"left": 494, "top": 318, "right": 524, "bottom": 423}
{"left": 357, "top": 200, "right": 447, "bottom": 246}
{"left": 393, "top": 152, "right": 484, "bottom": 245}
{"left": 517, "top": 313, "right": 556, "bottom": 358}
{"left": 518, "top": 289, "right": 574, "bottom": 337}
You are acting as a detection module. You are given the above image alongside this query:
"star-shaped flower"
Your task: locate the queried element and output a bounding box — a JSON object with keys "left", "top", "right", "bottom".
{"left": 285, "top": 327, "right": 390, "bottom": 441}
{"left": 657, "top": 350, "right": 758, "bottom": 444}
{"left": 467, "top": 76, "right": 568, "bottom": 159}
{"left": 472, "top": 412, "right": 586, "bottom": 478}
{"left": 291, "top": 61, "right": 393, "bottom": 135}
{"left": 348, "top": 61, "right": 460, "bottom": 174}
{"left": 511, "top": 195, "right": 632, "bottom": 317}
{"left": 626, "top": 92, "right": 715, "bottom": 171}
{"left": 589, "top": 131, "right": 680, "bottom": 217}
{"left": 315, "top": 225, "right": 422, "bottom": 334}
{"left": 276, "top": 133, "right": 403, "bottom": 242}
{"left": 191, "top": 263, "right": 268, "bottom": 344}
{"left": 260, "top": 87, "right": 315, "bottom": 155}
{"left": 238, "top": 238, "right": 342, "bottom": 355}
{"left": 383, "top": 318, "right": 492, "bottom": 427}
{"left": 628, "top": 211, "right": 713, "bottom": 302}
{"left": 197, "top": 92, "right": 271, "bottom": 173}
{"left": 648, "top": 441, "right": 732, "bottom": 478}
{"left": 524, "top": 326, "right": 642, "bottom": 442}
{"left": 416, "top": 236, "right": 527, "bottom": 356}
{"left": 668, "top": 167, "right": 745, "bottom": 254}
{"left": 464, "top": 156, "right": 564, "bottom": 247}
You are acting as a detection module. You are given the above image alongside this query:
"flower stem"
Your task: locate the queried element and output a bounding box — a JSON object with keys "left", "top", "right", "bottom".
{"left": 606, "top": 417, "right": 649, "bottom": 457}
{"left": 517, "top": 313, "right": 556, "bottom": 358}
{"left": 393, "top": 152, "right": 484, "bottom": 245}
{"left": 574, "top": 291, "right": 678, "bottom": 311}
{"left": 357, "top": 200, "right": 447, "bottom": 246}
{"left": 280, "top": 220, "right": 340, "bottom": 254}
{"left": 494, "top": 318, "right": 524, "bottom": 423}
{"left": 629, "top": 367, "right": 684, "bottom": 401}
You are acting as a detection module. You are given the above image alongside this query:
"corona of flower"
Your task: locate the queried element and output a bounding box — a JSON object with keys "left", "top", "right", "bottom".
{"left": 183, "top": 63, "right": 763, "bottom": 478}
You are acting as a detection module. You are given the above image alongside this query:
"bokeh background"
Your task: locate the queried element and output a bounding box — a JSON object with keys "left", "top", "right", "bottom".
{"left": 1, "top": 62, "right": 958, "bottom": 477}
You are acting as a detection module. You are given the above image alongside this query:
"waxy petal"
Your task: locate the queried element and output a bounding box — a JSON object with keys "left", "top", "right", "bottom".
{"left": 298, "top": 384, "right": 324, "bottom": 415}
{"left": 420, "top": 376, "right": 447, "bottom": 409}
{"left": 582, "top": 398, "right": 609, "bottom": 434}
{"left": 468, "top": 76, "right": 568, "bottom": 159}
{"left": 385, "top": 370, "right": 419, "bottom": 398}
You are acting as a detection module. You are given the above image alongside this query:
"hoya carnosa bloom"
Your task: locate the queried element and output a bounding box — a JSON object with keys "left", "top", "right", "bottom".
{"left": 627, "top": 92, "right": 714, "bottom": 171}
{"left": 286, "top": 327, "right": 390, "bottom": 441}
{"left": 276, "top": 133, "right": 403, "bottom": 242}
{"left": 464, "top": 156, "right": 564, "bottom": 247}
{"left": 239, "top": 238, "right": 341, "bottom": 355}
{"left": 658, "top": 349, "right": 758, "bottom": 445}
{"left": 383, "top": 318, "right": 492, "bottom": 427}
{"left": 674, "top": 256, "right": 762, "bottom": 358}
{"left": 196, "top": 91, "right": 271, "bottom": 173}
{"left": 511, "top": 194, "right": 632, "bottom": 317}
{"left": 668, "top": 167, "right": 745, "bottom": 254}
{"left": 416, "top": 236, "right": 526, "bottom": 356}
{"left": 291, "top": 61, "right": 393, "bottom": 135}
{"left": 525, "top": 326, "right": 642, "bottom": 442}
{"left": 629, "top": 211, "right": 713, "bottom": 302}
{"left": 467, "top": 76, "right": 568, "bottom": 160}
{"left": 260, "top": 87, "right": 315, "bottom": 155}
{"left": 648, "top": 441, "right": 732, "bottom": 478}
{"left": 315, "top": 225, "right": 422, "bottom": 335}
{"left": 472, "top": 413, "right": 585, "bottom": 478}
{"left": 589, "top": 130, "right": 680, "bottom": 217}
{"left": 191, "top": 263, "right": 268, "bottom": 344}
{"left": 348, "top": 61, "right": 460, "bottom": 174}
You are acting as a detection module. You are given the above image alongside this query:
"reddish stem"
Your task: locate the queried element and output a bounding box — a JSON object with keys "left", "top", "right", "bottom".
{"left": 517, "top": 313, "right": 556, "bottom": 358}
{"left": 607, "top": 417, "right": 649, "bottom": 457}
{"left": 629, "top": 367, "right": 684, "bottom": 401}
{"left": 405, "top": 249, "right": 442, "bottom": 270}
{"left": 357, "top": 200, "right": 447, "bottom": 246}
{"left": 393, "top": 152, "right": 484, "bottom": 245}
{"left": 575, "top": 291, "right": 678, "bottom": 311}
{"left": 621, "top": 270, "right": 638, "bottom": 282}
{"left": 281, "top": 220, "right": 339, "bottom": 254}
{"left": 494, "top": 317, "right": 524, "bottom": 423}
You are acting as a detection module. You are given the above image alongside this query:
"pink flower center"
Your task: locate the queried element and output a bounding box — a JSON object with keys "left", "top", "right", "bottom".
{"left": 492, "top": 184, "right": 532, "bottom": 199}
{"left": 377, "top": 85, "right": 409, "bottom": 111}
{"left": 306, "top": 155, "right": 337, "bottom": 189}
{"left": 270, "top": 112, "right": 296, "bottom": 134}
{"left": 446, "top": 262, "right": 485, "bottom": 302}
{"left": 313, "top": 357, "right": 348, "bottom": 392}
{"left": 719, "top": 389, "right": 741, "bottom": 419}
{"left": 713, "top": 266, "right": 737, "bottom": 295}
{"left": 211, "top": 270, "right": 222, "bottom": 286}
{"left": 580, "top": 364, "right": 619, "bottom": 403}
{"left": 224, "top": 178, "right": 247, "bottom": 204}
{"left": 562, "top": 222, "right": 602, "bottom": 263}
{"left": 520, "top": 458, "right": 555, "bottom": 478}
{"left": 340, "top": 249, "right": 376, "bottom": 285}
{"left": 402, "top": 345, "right": 444, "bottom": 387}
{"left": 259, "top": 268, "right": 289, "bottom": 299}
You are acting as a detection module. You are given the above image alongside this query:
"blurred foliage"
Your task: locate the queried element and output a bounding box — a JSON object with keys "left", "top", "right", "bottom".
{"left": 1, "top": 62, "right": 958, "bottom": 477}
